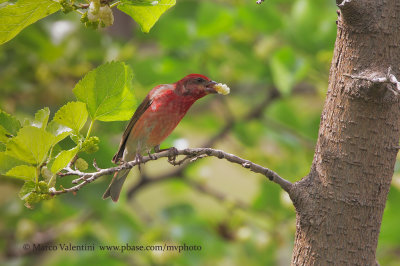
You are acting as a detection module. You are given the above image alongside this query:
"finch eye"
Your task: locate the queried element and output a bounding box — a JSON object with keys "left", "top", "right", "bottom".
{"left": 195, "top": 77, "right": 205, "bottom": 83}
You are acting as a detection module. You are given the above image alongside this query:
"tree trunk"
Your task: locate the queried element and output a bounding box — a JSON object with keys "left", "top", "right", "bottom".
{"left": 289, "top": 1, "right": 400, "bottom": 265}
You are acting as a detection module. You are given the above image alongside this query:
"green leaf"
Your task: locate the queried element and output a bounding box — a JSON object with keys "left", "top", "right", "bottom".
{"left": 47, "top": 122, "right": 73, "bottom": 145}
{"left": 6, "top": 126, "right": 55, "bottom": 165}
{"left": 47, "top": 120, "right": 73, "bottom": 145}
{"left": 0, "top": 0, "right": 61, "bottom": 45}
{"left": 41, "top": 166, "right": 54, "bottom": 186}
{"left": 32, "top": 107, "right": 50, "bottom": 129}
{"left": 6, "top": 165, "right": 36, "bottom": 181}
{"left": 0, "top": 125, "right": 12, "bottom": 143}
{"left": 73, "top": 62, "right": 137, "bottom": 121}
{"left": 0, "top": 152, "right": 27, "bottom": 174}
{"left": 53, "top": 102, "right": 88, "bottom": 133}
{"left": 0, "top": 109, "right": 21, "bottom": 142}
{"left": 118, "top": 0, "right": 176, "bottom": 33}
{"left": 50, "top": 146, "right": 79, "bottom": 174}
{"left": 18, "top": 180, "right": 36, "bottom": 200}
{"left": 18, "top": 180, "right": 50, "bottom": 208}
{"left": 75, "top": 158, "right": 88, "bottom": 171}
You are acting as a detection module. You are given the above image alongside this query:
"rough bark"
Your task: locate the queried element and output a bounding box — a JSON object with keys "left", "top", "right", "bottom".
{"left": 289, "top": 0, "right": 400, "bottom": 265}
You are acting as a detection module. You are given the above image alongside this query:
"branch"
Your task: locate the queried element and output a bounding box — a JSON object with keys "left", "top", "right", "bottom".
{"left": 336, "top": 0, "right": 351, "bottom": 7}
{"left": 53, "top": 147, "right": 292, "bottom": 196}
{"left": 344, "top": 67, "right": 400, "bottom": 95}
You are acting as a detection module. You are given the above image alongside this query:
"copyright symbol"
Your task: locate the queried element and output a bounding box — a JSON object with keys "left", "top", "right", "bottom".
{"left": 23, "top": 243, "right": 30, "bottom": 250}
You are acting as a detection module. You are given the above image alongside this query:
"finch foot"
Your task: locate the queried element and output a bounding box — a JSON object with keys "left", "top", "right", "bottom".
{"left": 167, "top": 147, "right": 179, "bottom": 165}
{"left": 147, "top": 150, "right": 157, "bottom": 160}
{"left": 153, "top": 145, "right": 179, "bottom": 165}
{"left": 115, "top": 159, "right": 126, "bottom": 166}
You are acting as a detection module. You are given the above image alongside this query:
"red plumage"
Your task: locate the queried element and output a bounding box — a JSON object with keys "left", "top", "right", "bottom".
{"left": 103, "top": 74, "right": 218, "bottom": 202}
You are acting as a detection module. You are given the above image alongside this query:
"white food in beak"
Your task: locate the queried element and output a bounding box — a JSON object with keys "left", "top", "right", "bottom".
{"left": 214, "top": 83, "right": 230, "bottom": 95}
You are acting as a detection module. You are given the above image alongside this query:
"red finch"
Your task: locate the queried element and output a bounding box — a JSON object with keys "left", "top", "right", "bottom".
{"left": 103, "top": 74, "right": 229, "bottom": 202}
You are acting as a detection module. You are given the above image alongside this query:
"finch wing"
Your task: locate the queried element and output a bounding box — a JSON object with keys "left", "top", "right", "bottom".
{"left": 112, "top": 95, "right": 153, "bottom": 163}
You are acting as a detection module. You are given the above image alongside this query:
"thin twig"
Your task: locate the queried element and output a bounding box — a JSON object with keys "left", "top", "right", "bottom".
{"left": 67, "top": 155, "right": 79, "bottom": 169}
{"left": 337, "top": 0, "right": 351, "bottom": 7}
{"left": 93, "top": 159, "right": 102, "bottom": 171}
{"left": 344, "top": 67, "right": 400, "bottom": 95}
{"left": 52, "top": 148, "right": 292, "bottom": 196}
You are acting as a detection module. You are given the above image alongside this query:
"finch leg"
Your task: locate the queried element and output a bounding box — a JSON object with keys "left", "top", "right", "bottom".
{"left": 135, "top": 153, "right": 144, "bottom": 172}
{"left": 115, "top": 159, "right": 126, "bottom": 165}
{"left": 154, "top": 145, "right": 161, "bottom": 153}
{"left": 147, "top": 149, "right": 156, "bottom": 160}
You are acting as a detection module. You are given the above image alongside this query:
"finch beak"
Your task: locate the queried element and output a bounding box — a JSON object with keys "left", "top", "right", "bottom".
{"left": 205, "top": 81, "right": 218, "bottom": 94}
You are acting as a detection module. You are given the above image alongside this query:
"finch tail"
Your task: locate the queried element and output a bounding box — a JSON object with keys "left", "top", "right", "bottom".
{"left": 102, "top": 169, "right": 130, "bottom": 202}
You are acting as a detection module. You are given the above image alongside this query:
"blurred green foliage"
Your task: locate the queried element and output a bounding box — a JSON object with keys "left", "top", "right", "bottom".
{"left": 0, "top": 0, "right": 175, "bottom": 45}
{"left": 0, "top": 0, "right": 60, "bottom": 45}
{"left": 0, "top": 0, "right": 399, "bottom": 265}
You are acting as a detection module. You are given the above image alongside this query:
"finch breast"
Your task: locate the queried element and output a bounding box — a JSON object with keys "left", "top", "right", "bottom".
{"left": 146, "top": 95, "right": 193, "bottom": 147}
{"left": 129, "top": 92, "right": 195, "bottom": 153}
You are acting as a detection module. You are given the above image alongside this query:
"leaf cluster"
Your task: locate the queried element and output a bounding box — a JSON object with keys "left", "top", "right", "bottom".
{"left": 0, "top": 0, "right": 176, "bottom": 45}
{"left": 0, "top": 61, "right": 136, "bottom": 208}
